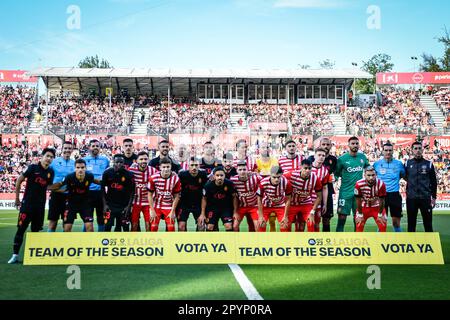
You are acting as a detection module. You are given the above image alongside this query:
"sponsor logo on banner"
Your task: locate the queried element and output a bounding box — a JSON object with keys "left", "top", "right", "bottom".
{"left": 0, "top": 70, "right": 37, "bottom": 83}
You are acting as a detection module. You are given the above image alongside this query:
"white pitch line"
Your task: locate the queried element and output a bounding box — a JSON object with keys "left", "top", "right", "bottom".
{"left": 228, "top": 264, "right": 263, "bottom": 300}
{"left": 0, "top": 223, "right": 16, "bottom": 225}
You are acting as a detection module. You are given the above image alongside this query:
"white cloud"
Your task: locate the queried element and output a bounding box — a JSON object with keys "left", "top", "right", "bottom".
{"left": 273, "top": 0, "right": 348, "bottom": 8}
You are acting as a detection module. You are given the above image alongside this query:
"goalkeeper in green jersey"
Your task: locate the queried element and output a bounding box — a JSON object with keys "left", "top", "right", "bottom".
{"left": 334, "top": 137, "right": 370, "bottom": 232}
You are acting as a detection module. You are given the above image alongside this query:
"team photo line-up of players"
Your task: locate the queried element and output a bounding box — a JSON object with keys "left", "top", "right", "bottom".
{"left": 7, "top": 136, "right": 437, "bottom": 263}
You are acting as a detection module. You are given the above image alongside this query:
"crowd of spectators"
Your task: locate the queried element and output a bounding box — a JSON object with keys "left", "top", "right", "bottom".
{"left": 46, "top": 97, "right": 134, "bottom": 134}
{"left": 433, "top": 88, "right": 450, "bottom": 132}
{"left": 345, "top": 88, "right": 436, "bottom": 136}
{"left": 290, "top": 104, "right": 335, "bottom": 135}
{"left": 0, "top": 86, "right": 35, "bottom": 134}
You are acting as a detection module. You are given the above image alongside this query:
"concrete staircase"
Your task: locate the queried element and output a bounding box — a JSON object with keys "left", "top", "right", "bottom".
{"left": 131, "top": 106, "right": 149, "bottom": 135}
{"left": 229, "top": 112, "right": 249, "bottom": 133}
{"left": 27, "top": 105, "right": 47, "bottom": 134}
{"left": 329, "top": 113, "right": 347, "bottom": 135}
{"left": 420, "top": 95, "right": 445, "bottom": 130}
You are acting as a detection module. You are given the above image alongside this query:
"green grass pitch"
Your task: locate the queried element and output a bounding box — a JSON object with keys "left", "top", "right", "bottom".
{"left": 0, "top": 210, "right": 449, "bottom": 300}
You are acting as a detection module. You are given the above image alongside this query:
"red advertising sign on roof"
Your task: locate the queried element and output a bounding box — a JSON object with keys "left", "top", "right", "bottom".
{"left": 0, "top": 70, "right": 37, "bottom": 83}
{"left": 376, "top": 72, "right": 450, "bottom": 85}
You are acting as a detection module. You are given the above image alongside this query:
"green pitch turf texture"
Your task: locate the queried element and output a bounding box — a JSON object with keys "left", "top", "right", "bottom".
{"left": 0, "top": 210, "right": 449, "bottom": 300}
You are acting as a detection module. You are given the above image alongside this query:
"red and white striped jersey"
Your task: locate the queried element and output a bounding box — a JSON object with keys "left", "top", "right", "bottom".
{"left": 148, "top": 172, "right": 182, "bottom": 210}
{"left": 179, "top": 161, "right": 189, "bottom": 171}
{"left": 311, "top": 165, "right": 330, "bottom": 208}
{"left": 278, "top": 155, "right": 304, "bottom": 173}
{"left": 287, "top": 171, "right": 322, "bottom": 206}
{"left": 230, "top": 173, "right": 261, "bottom": 208}
{"left": 128, "top": 164, "right": 159, "bottom": 206}
{"left": 354, "top": 178, "right": 387, "bottom": 208}
{"left": 233, "top": 156, "right": 257, "bottom": 172}
{"left": 257, "top": 176, "right": 292, "bottom": 208}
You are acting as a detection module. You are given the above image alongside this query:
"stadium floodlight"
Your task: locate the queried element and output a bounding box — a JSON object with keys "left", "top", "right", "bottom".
{"left": 411, "top": 56, "right": 418, "bottom": 73}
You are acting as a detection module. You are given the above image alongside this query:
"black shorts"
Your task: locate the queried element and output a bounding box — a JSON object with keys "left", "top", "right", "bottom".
{"left": 104, "top": 206, "right": 128, "bottom": 228}
{"left": 18, "top": 206, "right": 45, "bottom": 232}
{"left": 48, "top": 192, "right": 68, "bottom": 221}
{"left": 322, "top": 186, "right": 334, "bottom": 218}
{"left": 385, "top": 192, "right": 403, "bottom": 218}
{"left": 205, "top": 207, "right": 233, "bottom": 226}
{"left": 88, "top": 190, "right": 104, "bottom": 216}
{"left": 64, "top": 205, "right": 93, "bottom": 224}
{"left": 177, "top": 207, "right": 201, "bottom": 222}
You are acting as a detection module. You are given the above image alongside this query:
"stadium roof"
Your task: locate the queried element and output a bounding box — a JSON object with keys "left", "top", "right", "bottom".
{"left": 27, "top": 67, "right": 372, "bottom": 96}
{"left": 29, "top": 67, "right": 372, "bottom": 79}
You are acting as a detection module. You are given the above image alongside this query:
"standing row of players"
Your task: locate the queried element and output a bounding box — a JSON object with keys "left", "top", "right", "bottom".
{"left": 8, "top": 136, "right": 437, "bottom": 263}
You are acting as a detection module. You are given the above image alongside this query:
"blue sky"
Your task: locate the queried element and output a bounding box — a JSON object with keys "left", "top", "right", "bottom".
{"left": 0, "top": 0, "right": 448, "bottom": 72}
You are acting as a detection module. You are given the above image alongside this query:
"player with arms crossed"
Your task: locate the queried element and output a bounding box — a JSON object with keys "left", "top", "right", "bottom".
{"left": 198, "top": 167, "right": 237, "bottom": 231}
{"left": 49, "top": 159, "right": 101, "bottom": 232}
{"left": 233, "top": 139, "right": 257, "bottom": 232}
{"left": 335, "top": 137, "right": 370, "bottom": 232}
{"left": 309, "top": 148, "right": 330, "bottom": 232}
{"left": 128, "top": 151, "right": 158, "bottom": 232}
{"left": 257, "top": 166, "right": 292, "bottom": 232}
{"left": 177, "top": 157, "right": 208, "bottom": 231}
{"left": 8, "top": 148, "right": 55, "bottom": 264}
{"left": 83, "top": 139, "right": 110, "bottom": 232}
{"left": 47, "top": 141, "right": 74, "bottom": 232}
{"left": 231, "top": 160, "right": 261, "bottom": 231}
{"left": 308, "top": 137, "right": 337, "bottom": 232}
{"left": 102, "top": 155, "right": 135, "bottom": 232}
{"left": 148, "top": 157, "right": 181, "bottom": 232}
{"left": 286, "top": 159, "right": 323, "bottom": 232}
{"left": 354, "top": 166, "right": 387, "bottom": 232}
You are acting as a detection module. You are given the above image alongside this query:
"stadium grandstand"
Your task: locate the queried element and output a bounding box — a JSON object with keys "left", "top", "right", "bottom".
{"left": 1, "top": 68, "right": 449, "bottom": 203}
{"left": 23, "top": 67, "right": 370, "bottom": 136}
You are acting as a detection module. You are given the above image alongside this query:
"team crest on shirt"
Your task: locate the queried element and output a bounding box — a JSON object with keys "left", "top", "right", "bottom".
{"left": 198, "top": 178, "right": 202, "bottom": 184}
{"left": 47, "top": 173, "right": 51, "bottom": 179}
{"left": 224, "top": 186, "right": 228, "bottom": 192}
{"left": 360, "top": 159, "right": 363, "bottom": 164}
{"left": 85, "top": 181, "right": 89, "bottom": 186}
{"left": 121, "top": 176, "right": 126, "bottom": 182}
